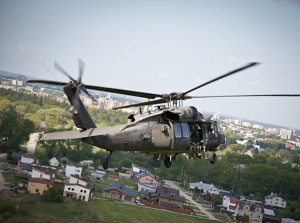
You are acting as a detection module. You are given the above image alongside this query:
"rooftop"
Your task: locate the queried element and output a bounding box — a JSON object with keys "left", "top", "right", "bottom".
{"left": 103, "top": 183, "right": 137, "bottom": 197}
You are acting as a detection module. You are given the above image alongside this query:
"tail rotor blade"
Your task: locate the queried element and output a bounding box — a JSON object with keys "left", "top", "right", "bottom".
{"left": 78, "top": 58, "right": 85, "bottom": 82}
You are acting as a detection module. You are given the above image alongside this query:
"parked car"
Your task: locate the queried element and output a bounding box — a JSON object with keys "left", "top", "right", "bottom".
{"left": 136, "top": 201, "right": 144, "bottom": 206}
{"left": 10, "top": 184, "right": 18, "bottom": 191}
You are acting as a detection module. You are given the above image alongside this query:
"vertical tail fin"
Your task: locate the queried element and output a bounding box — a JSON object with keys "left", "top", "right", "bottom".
{"left": 64, "top": 84, "right": 96, "bottom": 130}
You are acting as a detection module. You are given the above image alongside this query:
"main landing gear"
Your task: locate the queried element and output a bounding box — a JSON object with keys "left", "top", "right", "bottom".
{"left": 103, "top": 150, "right": 113, "bottom": 169}
{"left": 153, "top": 154, "right": 177, "bottom": 168}
{"left": 208, "top": 151, "right": 217, "bottom": 164}
{"left": 163, "top": 154, "right": 177, "bottom": 168}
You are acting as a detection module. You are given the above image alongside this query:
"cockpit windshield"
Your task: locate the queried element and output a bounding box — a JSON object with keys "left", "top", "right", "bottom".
{"left": 181, "top": 123, "right": 190, "bottom": 138}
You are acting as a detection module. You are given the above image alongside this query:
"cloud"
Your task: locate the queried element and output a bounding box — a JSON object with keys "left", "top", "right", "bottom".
{"left": 18, "top": 43, "right": 28, "bottom": 52}
{"left": 249, "top": 81, "right": 258, "bottom": 87}
{"left": 228, "top": 56, "right": 245, "bottom": 65}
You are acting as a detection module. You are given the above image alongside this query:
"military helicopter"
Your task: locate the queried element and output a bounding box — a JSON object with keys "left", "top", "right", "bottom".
{"left": 27, "top": 61, "right": 300, "bottom": 169}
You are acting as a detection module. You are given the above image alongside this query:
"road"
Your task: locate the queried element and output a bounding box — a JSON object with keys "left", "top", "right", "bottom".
{"left": 27, "top": 133, "right": 40, "bottom": 154}
{"left": 164, "top": 180, "right": 219, "bottom": 221}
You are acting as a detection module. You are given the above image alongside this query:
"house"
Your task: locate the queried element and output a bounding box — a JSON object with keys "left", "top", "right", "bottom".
{"left": 49, "top": 157, "right": 59, "bottom": 167}
{"left": 138, "top": 181, "right": 160, "bottom": 193}
{"left": 108, "top": 174, "right": 120, "bottom": 182}
{"left": 189, "top": 181, "right": 220, "bottom": 195}
{"left": 31, "top": 165, "right": 57, "bottom": 179}
{"left": 80, "top": 160, "right": 93, "bottom": 166}
{"left": 235, "top": 201, "right": 264, "bottom": 223}
{"left": 21, "top": 155, "right": 39, "bottom": 165}
{"left": 11, "top": 152, "right": 23, "bottom": 164}
{"left": 121, "top": 167, "right": 131, "bottom": 174}
{"left": 136, "top": 172, "right": 159, "bottom": 184}
{"left": 119, "top": 172, "right": 131, "bottom": 180}
{"left": 265, "top": 192, "right": 286, "bottom": 208}
{"left": 63, "top": 175, "right": 91, "bottom": 202}
{"left": 18, "top": 162, "right": 33, "bottom": 174}
{"left": 32, "top": 167, "right": 51, "bottom": 180}
{"left": 264, "top": 208, "right": 280, "bottom": 223}
{"left": 102, "top": 183, "right": 137, "bottom": 203}
{"left": 63, "top": 184, "right": 91, "bottom": 202}
{"left": 130, "top": 163, "right": 147, "bottom": 176}
{"left": 156, "top": 186, "right": 185, "bottom": 209}
{"left": 69, "top": 175, "right": 88, "bottom": 186}
{"left": 65, "top": 165, "right": 82, "bottom": 178}
{"left": 222, "top": 196, "right": 243, "bottom": 213}
{"left": 18, "top": 155, "right": 39, "bottom": 173}
{"left": 91, "top": 173, "right": 104, "bottom": 180}
{"left": 27, "top": 178, "right": 53, "bottom": 195}
{"left": 98, "top": 165, "right": 115, "bottom": 173}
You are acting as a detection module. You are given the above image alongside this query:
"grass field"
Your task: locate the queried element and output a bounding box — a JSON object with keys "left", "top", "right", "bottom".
{"left": 1, "top": 194, "right": 219, "bottom": 223}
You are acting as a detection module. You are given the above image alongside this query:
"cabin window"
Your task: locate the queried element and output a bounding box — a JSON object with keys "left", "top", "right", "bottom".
{"left": 173, "top": 123, "right": 182, "bottom": 138}
{"left": 181, "top": 123, "right": 190, "bottom": 138}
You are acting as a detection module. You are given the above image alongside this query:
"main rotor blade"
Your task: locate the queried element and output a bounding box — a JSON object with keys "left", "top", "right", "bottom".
{"left": 112, "top": 98, "right": 167, "bottom": 110}
{"left": 27, "top": 79, "right": 161, "bottom": 99}
{"left": 191, "top": 94, "right": 300, "bottom": 99}
{"left": 78, "top": 58, "right": 85, "bottom": 82}
{"left": 54, "top": 62, "right": 76, "bottom": 82}
{"left": 27, "top": 79, "right": 68, "bottom": 86}
{"left": 83, "top": 84, "right": 162, "bottom": 99}
{"left": 183, "top": 62, "right": 260, "bottom": 96}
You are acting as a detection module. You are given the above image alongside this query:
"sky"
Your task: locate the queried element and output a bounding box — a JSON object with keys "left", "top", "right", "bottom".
{"left": 0, "top": 0, "right": 300, "bottom": 129}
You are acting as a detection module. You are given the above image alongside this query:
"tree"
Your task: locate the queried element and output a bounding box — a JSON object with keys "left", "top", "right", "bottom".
{"left": 214, "top": 195, "right": 223, "bottom": 205}
{"left": 41, "top": 187, "right": 63, "bottom": 203}
{"left": 241, "top": 214, "right": 249, "bottom": 223}
{"left": 0, "top": 111, "right": 35, "bottom": 151}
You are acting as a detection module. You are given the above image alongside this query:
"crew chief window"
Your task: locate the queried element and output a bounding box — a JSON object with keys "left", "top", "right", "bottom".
{"left": 174, "top": 123, "right": 182, "bottom": 138}
{"left": 181, "top": 123, "right": 190, "bottom": 138}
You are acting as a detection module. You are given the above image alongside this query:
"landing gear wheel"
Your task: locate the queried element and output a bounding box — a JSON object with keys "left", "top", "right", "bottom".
{"left": 208, "top": 151, "right": 217, "bottom": 164}
{"left": 163, "top": 155, "right": 172, "bottom": 168}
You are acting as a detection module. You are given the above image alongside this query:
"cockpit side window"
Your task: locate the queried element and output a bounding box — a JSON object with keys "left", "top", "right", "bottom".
{"left": 181, "top": 123, "right": 190, "bottom": 138}
{"left": 213, "top": 123, "right": 218, "bottom": 138}
{"left": 173, "top": 123, "right": 182, "bottom": 138}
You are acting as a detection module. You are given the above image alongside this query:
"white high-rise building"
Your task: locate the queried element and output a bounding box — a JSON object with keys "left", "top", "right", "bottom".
{"left": 280, "top": 128, "right": 295, "bottom": 140}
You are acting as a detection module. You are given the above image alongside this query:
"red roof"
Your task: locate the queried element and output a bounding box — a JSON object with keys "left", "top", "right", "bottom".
{"left": 229, "top": 205, "right": 236, "bottom": 210}
{"left": 29, "top": 178, "right": 53, "bottom": 186}
{"left": 230, "top": 197, "right": 240, "bottom": 204}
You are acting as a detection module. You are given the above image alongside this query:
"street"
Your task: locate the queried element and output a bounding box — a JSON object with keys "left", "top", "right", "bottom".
{"left": 164, "top": 180, "right": 219, "bottom": 221}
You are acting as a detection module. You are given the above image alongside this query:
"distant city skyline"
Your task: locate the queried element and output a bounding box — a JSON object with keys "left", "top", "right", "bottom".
{"left": 0, "top": 0, "right": 300, "bottom": 129}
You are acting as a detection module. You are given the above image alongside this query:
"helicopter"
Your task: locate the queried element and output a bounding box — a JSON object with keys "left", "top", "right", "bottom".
{"left": 27, "top": 61, "right": 300, "bottom": 169}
